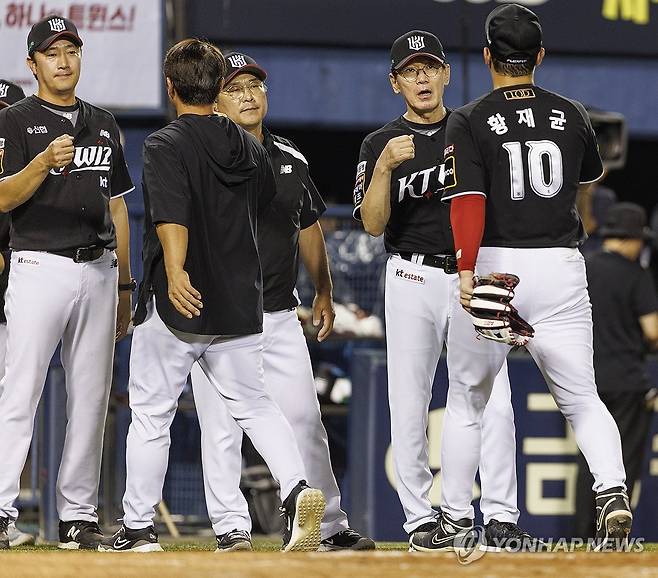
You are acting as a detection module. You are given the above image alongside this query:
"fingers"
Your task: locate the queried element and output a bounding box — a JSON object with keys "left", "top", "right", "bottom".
{"left": 49, "top": 134, "right": 75, "bottom": 168}
{"left": 169, "top": 291, "right": 201, "bottom": 319}
{"left": 316, "top": 308, "right": 335, "bottom": 342}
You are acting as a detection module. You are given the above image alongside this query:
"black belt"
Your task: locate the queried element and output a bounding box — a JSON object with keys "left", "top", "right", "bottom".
{"left": 49, "top": 246, "right": 105, "bottom": 263}
{"left": 399, "top": 252, "right": 458, "bottom": 275}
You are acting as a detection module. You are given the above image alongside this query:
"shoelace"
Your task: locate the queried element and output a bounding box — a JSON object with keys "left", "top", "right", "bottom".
{"left": 495, "top": 522, "right": 529, "bottom": 539}
{"left": 225, "top": 530, "right": 250, "bottom": 542}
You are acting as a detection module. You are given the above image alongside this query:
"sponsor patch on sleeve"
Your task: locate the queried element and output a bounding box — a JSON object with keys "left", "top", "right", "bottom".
{"left": 441, "top": 154, "right": 456, "bottom": 189}
{"left": 353, "top": 160, "right": 367, "bottom": 207}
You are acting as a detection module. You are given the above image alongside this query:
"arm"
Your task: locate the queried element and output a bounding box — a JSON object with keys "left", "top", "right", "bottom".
{"left": 360, "top": 135, "right": 415, "bottom": 236}
{"left": 299, "top": 221, "right": 334, "bottom": 341}
{"left": 0, "top": 135, "right": 74, "bottom": 212}
{"left": 155, "top": 222, "right": 202, "bottom": 319}
{"left": 110, "top": 197, "right": 132, "bottom": 340}
{"left": 639, "top": 312, "right": 658, "bottom": 349}
{"left": 451, "top": 195, "right": 486, "bottom": 309}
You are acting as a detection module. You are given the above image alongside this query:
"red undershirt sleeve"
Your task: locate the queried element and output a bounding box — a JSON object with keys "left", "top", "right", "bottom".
{"left": 451, "top": 194, "right": 485, "bottom": 272}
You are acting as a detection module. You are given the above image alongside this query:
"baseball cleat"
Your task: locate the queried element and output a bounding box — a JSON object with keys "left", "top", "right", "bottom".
{"left": 319, "top": 528, "right": 376, "bottom": 551}
{"left": 0, "top": 516, "right": 9, "bottom": 549}
{"left": 8, "top": 521, "right": 35, "bottom": 547}
{"left": 593, "top": 486, "right": 632, "bottom": 551}
{"left": 280, "top": 480, "right": 326, "bottom": 552}
{"left": 98, "top": 524, "right": 163, "bottom": 553}
{"left": 409, "top": 511, "right": 473, "bottom": 552}
{"left": 215, "top": 529, "right": 253, "bottom": 552}
{"left": 58, "top": 520, "right": 104, "bottom": 550}
{"left": 481, "top": 520, "right": 539, "bottom": 552}
{"left": 407, "top": 521, "right": 439, "bottom": 551}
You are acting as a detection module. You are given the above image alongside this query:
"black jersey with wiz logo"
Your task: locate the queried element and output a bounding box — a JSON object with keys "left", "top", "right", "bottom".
{"left": 353, "top": 114, "right": 454, "bottom": 256}
{"left": 0, "top": 95, "right": 133, "bottom": 252}
{"left": 441, "top": 85, "right": 603, "bottom": 248}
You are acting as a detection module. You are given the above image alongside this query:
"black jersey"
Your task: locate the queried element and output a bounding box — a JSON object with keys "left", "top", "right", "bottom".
{"left": 260, "top": 128, "right": 326, "bottom": 313}
{"left": 0, "top": 96, "right": 134, "bottom": 251}
{"left": 441, "top": 84, "right": 603, "bottom": 248}
{"left": 353, "top": 114, "right": 454, "bottom": 256}
{"left": 134, "top": 114, "right": 276, "bottom": 336}
{"left": 0, "top": 213, "right": 9, "bottom": 324}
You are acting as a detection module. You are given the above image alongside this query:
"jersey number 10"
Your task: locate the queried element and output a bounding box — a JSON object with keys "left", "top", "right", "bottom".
{"left": 502, "top": 140, "right": 563, "bottom": 200}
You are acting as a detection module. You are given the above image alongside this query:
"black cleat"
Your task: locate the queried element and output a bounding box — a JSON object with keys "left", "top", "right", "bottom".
{"left": 481, "top": 520, "right": 541, "bottom": 552}
{"left": 594, "top": 486, "right": 632, "bottom": 551}
{"left": 407, "top": 521, "right": 439, "bottom": 550}
{"left": 410, "top": 511, "right": 473, "bottom": 552}
{"left": 280, "top": 480, "right": 326, "bottom": 552}
{"left": 0, "top": 517, "right": 9, "bottom": 549}
{"left": 58, "top": 520, "right": 104, "bottom": 550}
{"left": 319, "top": 528, "right": 376, "bottom": 551}
{"left": 215, "top": 529, "right": 252, "bottom": 552}
{"left": 98, "top": 524, "right": 163, "bottom": 553}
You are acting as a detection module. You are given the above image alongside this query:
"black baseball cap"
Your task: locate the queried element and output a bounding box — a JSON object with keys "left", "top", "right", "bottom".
{"left": 390, "top": 30, "right": 446, "bottom": 72}
{"left": 600, "top": 203, "right": 655, "bottom": 240}
{"left": 27, "top": 15, "right": 83, "bottom": 57}
{"left": 485, "top": 3, "right": 542, "bottom": 66}
{"left": 223, "top": 52, "right": 267, "bottom": 84}
{"left": 0, "top": 80, "right": 26, "bottom": 107}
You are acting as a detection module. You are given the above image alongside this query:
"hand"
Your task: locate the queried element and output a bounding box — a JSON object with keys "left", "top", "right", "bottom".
{"left": 312, "top": 292, "right": 335, "bottom": 342}
{"left": 167, "top": 268, "right": 202, "bottom": 319}
{"left": 40, "top": 134, "right": 75, "bottom": 169}
{"left": 0, "top": 252, "right": 4, "bottom": 275}
{"left": 459, "top": 270, "right": 475, "bottom": 309}
{"left": 378, "top": 135, "right": 415, "bottom": 171}
{"left": 115, "top": 291, "right": 132, "bottom": 341}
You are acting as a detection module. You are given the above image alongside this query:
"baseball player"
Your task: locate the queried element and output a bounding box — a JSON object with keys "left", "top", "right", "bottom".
{"left": 355, "top": 31, "right": 521, "bottom": 546}
{"left": 99, "top": 40, "right": 325, "bottom": 553}
{"left": 0, "top": 79, "right": 34, "bottom": 548}
{"left": 411, "top": 4, "right": 630, "bottom": 552}
{"left": 190, "top": 52, "right": 375, "bottom": 552}
{"left": 0, "top": 16, "right": 134, "bottom": 550}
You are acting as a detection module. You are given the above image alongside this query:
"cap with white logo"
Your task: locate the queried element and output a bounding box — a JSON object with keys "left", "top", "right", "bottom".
{"left": 27, "top": 16, "right": 83, "bottom": 57}
{"left": 390, "top": 30, "right": 447, "bottom": 72}
{"left": 0, "top": 79, "right": 25, "bottom": 107}
{"left": 223, "top": 52, "right": 267, "bottom": 85}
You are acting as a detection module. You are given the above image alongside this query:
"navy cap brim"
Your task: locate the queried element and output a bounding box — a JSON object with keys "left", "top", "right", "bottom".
{"left": 224, "top": 64, "right": 267, "bottom": 85}
{"left": 393, "top": 52, "right": 446, "bottom": 71}
{"left": 31, "top": 31, "right": 83, "bottom": 55}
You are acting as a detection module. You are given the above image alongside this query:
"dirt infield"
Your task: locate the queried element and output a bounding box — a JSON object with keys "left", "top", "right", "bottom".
{"left": 1, "top": 550, "right": 657, "bottom": 578}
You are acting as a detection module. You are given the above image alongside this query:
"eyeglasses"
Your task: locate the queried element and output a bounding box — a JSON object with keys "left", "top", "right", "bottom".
{"left": 397, "top": 63, "right": 443, "bottom": 82}
{"left": 221, "top": 80, "right": 266, "bottom": 101}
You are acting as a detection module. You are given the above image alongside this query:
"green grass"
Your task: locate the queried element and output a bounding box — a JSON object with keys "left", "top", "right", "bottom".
{"left": 5, "top": 539, "right": 658, "bottom": 553}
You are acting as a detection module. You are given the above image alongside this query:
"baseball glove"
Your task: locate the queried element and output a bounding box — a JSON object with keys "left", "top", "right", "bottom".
{"left": 468, "top": 273, "right": 534, "bottom": 346}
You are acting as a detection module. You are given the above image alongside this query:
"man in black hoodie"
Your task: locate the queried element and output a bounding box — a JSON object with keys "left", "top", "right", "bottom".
{"left": 100, "top": 39, "right": 325, "bottom": 553}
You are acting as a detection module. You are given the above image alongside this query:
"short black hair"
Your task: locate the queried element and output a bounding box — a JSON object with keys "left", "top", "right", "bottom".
{"left": 164, "top": 39, "right": 226, "bottom": 105}
{"left": 491, "top": 57, "right": 534, "bottom": 78}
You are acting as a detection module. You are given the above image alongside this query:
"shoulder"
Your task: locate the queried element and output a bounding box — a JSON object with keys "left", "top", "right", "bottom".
{"left": 0, "top": 96, "right": 35, "bottom": 125}
{"left": 270, "top": 133, "right": 308, "bottom": 165}
{"left": 536, "top": 87, "right": 590, "bottom": 126}
{"left": 79, "top": 99, "right": 119, "bottom": 125}
{"left": 451, "top": 93, "right": 492, "bottom": 125}
{"left": 361, "top": 118, "right": 406, "bottom": 151}
{"left": 144, "top": 122, "right": 181, "bottom": 153}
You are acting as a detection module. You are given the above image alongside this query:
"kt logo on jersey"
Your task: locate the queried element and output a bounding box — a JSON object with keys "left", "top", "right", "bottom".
{"left": 50, "top": 146, "right": 112, "bottom": 175}
{"left": 397, "top": 163, "right": 452, "bottom": 201}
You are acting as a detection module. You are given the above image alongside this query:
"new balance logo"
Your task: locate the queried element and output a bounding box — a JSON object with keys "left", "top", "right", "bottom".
{"left": 100, "top": 129, "right": 110, "bottom": 139}
{"left": 408, "top": 35, "right": 425, "bottom": 51}
{"left": 49, "top": 18, "right": 66, "bottom": 32}
{"left": 67, "top": 526, "right": 81, "bottom": 540}
{"left": 227, "top": 54, "right": 248, "bottom": 68}
{"left": 280, "top": 164, "right": 292, "bottom": 174}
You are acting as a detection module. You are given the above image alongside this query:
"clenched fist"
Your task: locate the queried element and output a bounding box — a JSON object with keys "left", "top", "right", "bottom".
{"left": 377, "top": 134, "right": 415, "bottom": 171}
{"left": 41, "top": 134, "right": 75, "bottom": 169}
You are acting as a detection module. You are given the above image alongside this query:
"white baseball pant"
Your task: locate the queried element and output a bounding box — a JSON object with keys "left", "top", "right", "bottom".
{"left": 191, "top": 308, "right": 349, "bottom": 538}
{"left": 122, "top": 301, "right": 308, "bottom": 529}
{"left": 385, "top": 253, "right": 518, "bottom": 533}
{"left": 441, "top": 247, "right": 626, "bottom": 522}
{"left": 0, "top": 250, "right": 118, "bottom": 522}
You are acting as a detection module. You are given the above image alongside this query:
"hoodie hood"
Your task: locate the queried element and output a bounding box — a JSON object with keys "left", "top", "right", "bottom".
{"left": 174, "top": 114, "right": 257, "bottom": 186}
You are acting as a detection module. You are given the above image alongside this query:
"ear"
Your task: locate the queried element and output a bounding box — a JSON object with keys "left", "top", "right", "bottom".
{"left": 26, "top": 56, "right": 37, "bottom": 75}
{"left": 165, "top": 77, "right": 175, "bottom": 101}
{"left": 443, "top": 63, "right": 451, "bottom": 86}
{"left": 389, "top": 72, "right": 400, "bottom": 95}
{"left": 483, "top": 47, "right": 492, "bottom": 68}
{"left": 536, "top": 47, "right": 545, "bottom": 67}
